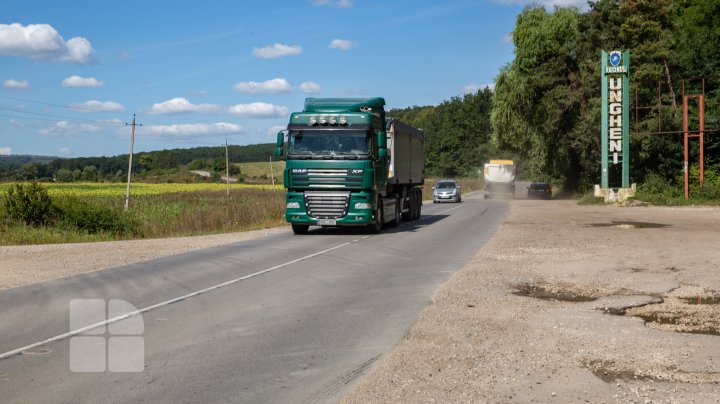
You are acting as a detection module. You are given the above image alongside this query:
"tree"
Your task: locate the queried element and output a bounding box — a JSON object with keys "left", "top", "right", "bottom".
{"left": 56, "top": 168, "right": 73, "bottom": 182}
{"left": 81, "top": 165, "right": 98, "bottom": 181}
{"left": 492, "top": 6, "right": 583, "bottom": 188}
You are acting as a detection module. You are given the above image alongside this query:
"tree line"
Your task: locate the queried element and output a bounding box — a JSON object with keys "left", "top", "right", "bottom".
{"left": 0, "top": 143, "right": 275, "bottom": 182}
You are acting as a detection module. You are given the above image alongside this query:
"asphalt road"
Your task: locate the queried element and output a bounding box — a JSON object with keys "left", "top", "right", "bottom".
{"left": 0, "top": 193, "right": 508, "bottom": 403}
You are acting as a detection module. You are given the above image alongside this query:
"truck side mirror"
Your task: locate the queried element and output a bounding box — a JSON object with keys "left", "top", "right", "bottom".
{"left": 275, "top": 131, "right": 284, "bottom": 156}
{"left": 377, "top": 131, "right": 387, "bottom": 158}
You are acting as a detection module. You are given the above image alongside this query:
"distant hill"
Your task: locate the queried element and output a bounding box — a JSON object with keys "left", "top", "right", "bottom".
{"left": 0, "top": 144, "right": 277, "bottom": 181}
{"left": 0, "top": 155, "right": 57, "bottom": 169}
{"left": 48, "top": 143, "right": 276, "bottom": 173}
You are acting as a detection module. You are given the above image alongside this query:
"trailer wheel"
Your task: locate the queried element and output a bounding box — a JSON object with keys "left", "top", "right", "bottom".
{"left": 414, "top": 189, "right": 422, "bottom": 219}
{"left": 402, "top": 193, "right": 412, "bottom": 221}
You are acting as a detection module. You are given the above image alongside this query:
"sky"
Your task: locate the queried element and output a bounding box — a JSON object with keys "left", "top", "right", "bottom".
{"left": 0, "top": 0, "right": 588, "bottom": 158}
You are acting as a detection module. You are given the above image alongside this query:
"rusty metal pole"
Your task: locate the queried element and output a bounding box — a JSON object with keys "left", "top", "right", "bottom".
{"left": 699, "top": 94, "right": 705, "bottom": 189}
{"left": 683, "top": 95, "right": 689, "bottom": 199}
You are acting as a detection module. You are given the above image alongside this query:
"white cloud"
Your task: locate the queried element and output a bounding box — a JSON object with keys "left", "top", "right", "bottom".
{"left": 328, "top": 39, "right": 354, "bottom": 51}
{"left": 149, "top": 97, "right": 223, "bottom": 114}
{"left": 299, "top": 81, "right": 322, "bottom": 93}
{"left": 228, "top": 102, "right": 289, "bottom": 118}
{"left": 3, "top": 79, "right": 29, "bottom": 89}
{"left": 0, "top": 23, "right": 95, "bottom": 64}
{"left": 58, "top": 147, "right": 71, "bottom": 156}
{"left": 252, "top": 43, "right": 303, "bottom": 59}
{"left": 62, "top": 75, "right": 104, "bottom": 87}
{"left": 141, "top": 122, "right": 246, "bottom": 138}
{"left": 39, "top": 121, "right": 103, "bottom": 136}
{"left": 462, "top": 83, "right": 494, "bottom": 94}
{"left": 0, "top": 147, "right": 11, "bottom": 155}
{"left": 233, "top": 78, "right": 293, "bottom": 94}
{"left": 312, "top": 0, "right": 353, "bottom": 8}
{"left": 69, "top": 100, "right": 125, "bottom": 112}
{"left": 501, "top": 33, "right": 513, "bottom": 44}
{"left": 9, "top": 118, "right": 24, "bottom": 128}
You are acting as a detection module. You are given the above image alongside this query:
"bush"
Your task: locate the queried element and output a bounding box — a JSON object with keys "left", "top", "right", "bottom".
{"left": 54, "top": 197, "right": 138, "bottom": 236}
{"left": 3, "top": 183, "right": 54, "bottom": 226}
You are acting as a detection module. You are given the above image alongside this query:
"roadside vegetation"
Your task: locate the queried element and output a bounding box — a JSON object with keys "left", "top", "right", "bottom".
{"left": 0, "top": 183, "right": 285, "bottom": 245}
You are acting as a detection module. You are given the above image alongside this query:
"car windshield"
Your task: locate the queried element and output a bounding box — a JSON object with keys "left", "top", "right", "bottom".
{"left": 531, "top": 183, "right": 549, "bottom": 190}
{"left": 437, "top": 182, "right": 456, "bottom": 189}
{"left": 288, "top": 130, "right": 370, "bottom": 157}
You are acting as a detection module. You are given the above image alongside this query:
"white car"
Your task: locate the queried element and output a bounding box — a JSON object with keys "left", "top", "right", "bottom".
{"left": 432, "top": 179, "right": 461, "bottom": 203}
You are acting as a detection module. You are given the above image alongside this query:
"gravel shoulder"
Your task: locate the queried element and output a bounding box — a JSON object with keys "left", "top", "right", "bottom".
{"left": 0, "top": 226, "right": 289, "bottom": 290}
{"left": 343, "top": 200, "right": 720, "bottom": 403}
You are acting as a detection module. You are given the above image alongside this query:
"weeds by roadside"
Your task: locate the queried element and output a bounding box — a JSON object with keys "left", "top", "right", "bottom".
{"left": 0, "top": 183, "right": 286, "bottom": 245}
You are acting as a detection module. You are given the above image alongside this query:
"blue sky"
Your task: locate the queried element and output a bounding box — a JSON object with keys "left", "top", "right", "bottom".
{"left": 0, "top": 0, "right": 586, "bottom": 158}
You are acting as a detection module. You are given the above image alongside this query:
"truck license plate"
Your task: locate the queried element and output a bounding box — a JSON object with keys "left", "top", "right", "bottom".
{"left": 317, "top": 219, "right": 336, "bottom": 226}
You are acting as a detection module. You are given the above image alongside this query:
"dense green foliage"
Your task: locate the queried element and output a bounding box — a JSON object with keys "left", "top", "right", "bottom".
{"left": 3, "top": 183, "right": 54, "bottom": 226}
{"left": 390, "top": 88, "right": 498, "bottom": 177}
{"left": 492, "top": 0, "right": 720, "bottom": 192}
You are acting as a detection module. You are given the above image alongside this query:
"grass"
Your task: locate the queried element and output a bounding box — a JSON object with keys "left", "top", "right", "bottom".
{"left": 235, "top": 161, "right": 285, "bottom": 183}
{"left": 0, "top": 184, "right": 286, "bottom": 245}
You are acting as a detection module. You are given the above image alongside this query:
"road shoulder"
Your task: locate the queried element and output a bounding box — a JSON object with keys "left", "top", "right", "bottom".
{"left": 0, "top": 226, "right": 289, "bottom": 290}
{"left": 343, "top": 200, "right": 720, "bottom": 403}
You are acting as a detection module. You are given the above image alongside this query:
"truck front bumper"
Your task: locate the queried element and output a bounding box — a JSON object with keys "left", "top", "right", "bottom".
{"left": 285, "top": 191, "right": 374, "bottom": 226}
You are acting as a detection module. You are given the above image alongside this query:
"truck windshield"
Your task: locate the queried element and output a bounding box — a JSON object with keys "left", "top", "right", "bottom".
{"left": 288, "top": 130, "right": 370, "bottom": 158}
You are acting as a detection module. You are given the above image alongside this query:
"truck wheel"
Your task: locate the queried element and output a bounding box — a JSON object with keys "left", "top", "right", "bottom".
{"left": 414, "top": 189, "right": 422, "bottom": 220}
{"left": 291, "top": 224, "right": 309, "bottom": 235}
{"left": 402, "top": 193, "right": 412, "bottom": 221}
{"left": 390, "top": 198, "right": 400, "bottom": 227}
{"left": 367, "top": 204, "right": 382, "bottom": 234}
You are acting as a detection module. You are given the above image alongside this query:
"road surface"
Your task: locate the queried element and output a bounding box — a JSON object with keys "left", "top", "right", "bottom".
{"left": 0, "top": 193, "right": 507, "bottom": 403}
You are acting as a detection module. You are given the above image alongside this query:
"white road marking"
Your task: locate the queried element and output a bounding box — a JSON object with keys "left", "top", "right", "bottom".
{"left": 0, "top": 236, "right": 370, "bottom": 361}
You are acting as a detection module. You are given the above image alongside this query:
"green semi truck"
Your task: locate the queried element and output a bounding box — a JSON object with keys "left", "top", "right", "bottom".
{"left": 275, "top": 97, "right": 424, "bottom": 234}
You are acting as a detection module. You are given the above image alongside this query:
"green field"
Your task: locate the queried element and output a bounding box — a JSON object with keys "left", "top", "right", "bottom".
{"left": 0, "top": 182, "right": 283, "bottom": 198}
{"left": 235, "top": 160, "right": 285, "bottom": 183}
{"left": 0, "top": 182, "right": 286, "bottom": 245}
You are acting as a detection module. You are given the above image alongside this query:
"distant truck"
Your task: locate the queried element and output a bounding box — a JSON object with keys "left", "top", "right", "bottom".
{"left": 275, "top": 97, "right": 425, "bottom": 234}
{"left": 483, "top": 159, "right": 517, "bottom": 199}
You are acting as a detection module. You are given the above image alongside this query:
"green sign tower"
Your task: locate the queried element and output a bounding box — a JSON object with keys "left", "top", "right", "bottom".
{"left": 600, "top": 49, "right": 630, "bottom": 189}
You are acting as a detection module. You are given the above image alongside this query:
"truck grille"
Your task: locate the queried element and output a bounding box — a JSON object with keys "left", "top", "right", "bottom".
{"left": 292, "top": 168, "right": 363, "bottom": 188}
{"left": 304, "top": 191, "right": 350, "bottom": 219}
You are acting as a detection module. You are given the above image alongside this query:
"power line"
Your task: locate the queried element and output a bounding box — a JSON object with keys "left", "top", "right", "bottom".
{"left": 0, "top": 105, "right": 124, "bottom": 125}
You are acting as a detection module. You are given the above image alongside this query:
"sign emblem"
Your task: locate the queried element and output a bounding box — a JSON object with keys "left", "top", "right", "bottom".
{"left": 609, "top": 50, "right": 621, "bottom": 67}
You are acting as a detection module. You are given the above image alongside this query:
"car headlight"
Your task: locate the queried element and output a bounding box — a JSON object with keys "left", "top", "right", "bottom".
{"left": 286, "top": 202, "right": 300, "bottom": 209}
{"left": 354, "top": 202, "right": 370, "bottom": 209}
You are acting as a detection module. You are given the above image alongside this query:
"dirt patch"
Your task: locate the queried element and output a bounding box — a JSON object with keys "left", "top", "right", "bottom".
{"left": 624, "top": 286, "right": 720, "bottom": 336}
{"left": 513, "top": 282, "right": 597, "bottom": 302}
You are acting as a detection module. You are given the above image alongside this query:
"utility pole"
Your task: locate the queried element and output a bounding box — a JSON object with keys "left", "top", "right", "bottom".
{"left": 124, "top": 114, "right": 142, "bottom": 212}
{"left": 269, "top": 154, "right": 275, "bottom": 187}
{"left": 225, "top": 138, "right": 230, "bottom": 196}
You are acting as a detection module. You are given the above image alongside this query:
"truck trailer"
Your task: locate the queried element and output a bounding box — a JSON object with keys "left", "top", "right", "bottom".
{"left": 275, "top": 97, "right": 425, "bottom": 234}
{"left": 483, "top": 159, "right": 517, "bottom": 199}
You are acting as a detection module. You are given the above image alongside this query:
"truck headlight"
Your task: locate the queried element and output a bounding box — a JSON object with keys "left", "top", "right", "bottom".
{"left": 354, "top": 202, "right": 370, "bottom": 209}
{"left": 286, "top": 202, "right": 301, "bottom": 209}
